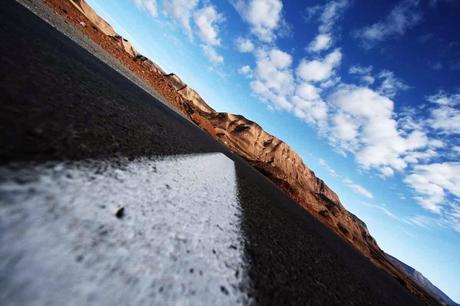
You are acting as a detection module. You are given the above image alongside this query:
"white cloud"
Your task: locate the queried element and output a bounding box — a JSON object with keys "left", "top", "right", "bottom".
{"left": 249, "top": 46, "right": 341, "bottom": 126}
{"left": 449, "top": 205, "right": 460, "bottom": 219}
{"left": 305, "top": 1, "right": 348, "bottom": 53}
{"left": 355, "top": 0, "right": 422, "bottom": 47}
{"left": 318, "top": 158, "right": 373, "bottom": 199}
{"left": 344, "top": 178, "right": 374, "bottom": 199}
{"left": 377, "top": 70, "right": 409, "bottom": 98}
{"left": 318, "top": 158, "right": 338, "bottom": 177}
{"left": 232, "top": 0, "right": 284, "bottom": 42}
{"left": 349, "top": 65, "right": 375, "bottom": 85}
{"left": 202, "top": 45, "right": 224, "bottom": 64}
{"left": 326, "top": 85, "right": 430, "bottom": 175}
{"left": 348, "top": 67, "right": 408, "bottom": 96}
{"left": 360, "top": 75, "right": 375, "bottom": 85}
{"left": 134, "top": 0, "right": 158, "bottom": 17}
{"left": 295, "top": 82, "right": 321, "bottom": 101}
{"left": 254, "top": 49, "right": 293, "bottom": 92}
{"left": 427, "top": 91, "right": 460, "bottom": 135}
{"left": 292, "top": 84, "right": 329, "bottom": 124}
{"left": 403, "top": 149, "right": 438, "bottom": 164}
{"left": 241, "top": 2, "right": 346, "bottom": 127}
{"left": 307, "top": 0, "right": 349, "bottom": 33}
{"left": 308, "top": 34, "right": 332, "bottom": 52}
{"left": 429, "top": 106, "right": 460, "bottom": 135}
{"left": 163, "top": 1, "right": 226, "bottom": 64}
{"left": 317, "top": 0, "right": 349, "bottom": 33}
{"left": 446, "top": 205, "right": 460, "bottom": 233}
{"left": 297, "top": 49, "right": 342, "bottom": 82}
{"left": 427, "top": 90, "right": 460, "bottom": 106}
{"left": 361, "top": 202, "right": 398, "bottom": 219}
{"left": 405, "top": 162, "right": 460, "bottom": 213}
{"left": 251, "top": 48, "right": 294, "bottom": 111}
{"left": 406, "top": 210, "right": 460, "bottom": 233}
{"left": 349, "top": 65, "right": 372, "bottom": 75}
{"left": 238, "top": 65, "right": 253, "bottom": 78}
{"left": 163, "top": 0, "right": 199, "bottom": 37}
{"left": 194, "top": 6, "right": 224, "bottom": 46}
{"left": 406, "top": 214, "right": 440, "bottom": 229}
{"left": 236, "top": 37, "right": 255, "bottom": 53}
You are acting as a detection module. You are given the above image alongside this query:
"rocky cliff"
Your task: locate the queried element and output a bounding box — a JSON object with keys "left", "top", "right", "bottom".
{"left": 69, "top": 0, "right": 138, "bottom": 57}
{"left": 165, "top": 73, "right": 215, "bottom": 114}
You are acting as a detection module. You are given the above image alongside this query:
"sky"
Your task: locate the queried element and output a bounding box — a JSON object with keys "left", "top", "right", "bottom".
{"left": 86, "top": 0, "right": 460, "bottom": 302}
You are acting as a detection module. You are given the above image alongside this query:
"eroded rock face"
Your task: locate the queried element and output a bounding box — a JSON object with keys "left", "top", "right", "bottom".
{"left": 166, "top": 74, "right": 215, "bottom": 114}
{"left": 69, "top": 0, "right": 138, "bottom": 57}
{"left": 69, "top": 0, "right": 116, "bottom": 36}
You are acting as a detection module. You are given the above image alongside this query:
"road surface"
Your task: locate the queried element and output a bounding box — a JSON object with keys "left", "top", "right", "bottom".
{"left": 0, "top": 1, "right": 426, "bottom": 305}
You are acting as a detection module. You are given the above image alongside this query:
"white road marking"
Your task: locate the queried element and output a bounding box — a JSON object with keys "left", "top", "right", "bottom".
{"left": 0, "top": 153, "right": 251, "bottom": 306}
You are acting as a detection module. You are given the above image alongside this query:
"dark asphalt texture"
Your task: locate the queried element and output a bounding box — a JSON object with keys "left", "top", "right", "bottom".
{"left": 0, "top": 1, "right": 427, "bottom": 305}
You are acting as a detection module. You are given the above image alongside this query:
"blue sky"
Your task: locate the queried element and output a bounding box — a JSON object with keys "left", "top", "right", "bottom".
{"left": 87, "top": 0, "right": 460, "bottom": 301}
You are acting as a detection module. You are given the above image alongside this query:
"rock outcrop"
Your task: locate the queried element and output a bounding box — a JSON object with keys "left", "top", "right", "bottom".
{"left": 69, "top": 0, "right": 138, "bottom": 57}
{"left": 165, "top": 73, "right": 215, "bottom": 114}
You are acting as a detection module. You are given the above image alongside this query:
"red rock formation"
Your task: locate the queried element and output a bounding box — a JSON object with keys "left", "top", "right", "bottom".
{"left": 165, "top": 73, "right": 215, "bottom": 114}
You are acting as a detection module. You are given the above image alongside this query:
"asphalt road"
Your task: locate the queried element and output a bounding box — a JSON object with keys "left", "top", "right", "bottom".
{"left": 0, "top": 1, "right": 427, "bottom": 305}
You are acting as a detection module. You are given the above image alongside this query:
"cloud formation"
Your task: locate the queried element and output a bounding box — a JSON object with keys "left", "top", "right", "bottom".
{"left": 308, "top": 34, "right": 332, "bottom": 52}
{"left": 361, "top": 202, "right": 399, "bottom": 219}
{"left": 236, "top": 37, "right": 255, "bottom": 53}
{"left": 133, "top": 0, "right": 158, "bottom": 17}
{"left": 355, "top": 0, "right": 422, "bottom": 47}
{"left": 306, "top": 0, "right": 349, "bottom": 53}
{"left": 202, "top": 45, "right": 224, "bottom": 64}
{"left": 318, "top": 159, "right": 374, "bottom": 199}
{"left": 349, "top": 65, "right": 375, "bottom": 85}
{"left": 162, "top": 0, "right": 225, "bottom": 64}
{"left": 427, "top": 91, "right": 460, "bottom": 135}
{"left": 163, "top": 0, "right": 199, "bottom": 37}
{"left": 326, "top": 85, "right": 431, "bottom": 176}
{"left": 238, "top": 65, "right": 253, "bottom": 78}
{"left": 232, "top": 0, "right": 284, "bottom": 42}
{"left": 292, "top": 83, "right": 329, "bottom": 124}
{"left": 251, "top": 48, "right": 294, "bottom": 111}
{"left": 194, "top": 6, "right": 224, "bottom": 46}
{"left": 405, "top": 162, "right": 460, "bottom": 213}
{"left": 297, "top": 49, "right": 342, "bottom": 82}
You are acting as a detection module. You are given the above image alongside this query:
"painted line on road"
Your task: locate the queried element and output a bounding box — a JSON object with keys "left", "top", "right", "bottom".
{"left": 0, "top": 153, "right": 251, "bottom": 305}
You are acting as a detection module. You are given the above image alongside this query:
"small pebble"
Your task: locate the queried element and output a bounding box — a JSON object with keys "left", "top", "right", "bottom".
{"left": 115, "top": 207, "right": 125, "bottom": 219}
{"left": 220, "top": 286, "right": 229, "bottom": 295}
